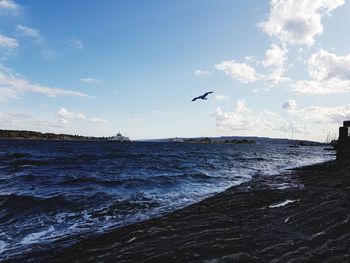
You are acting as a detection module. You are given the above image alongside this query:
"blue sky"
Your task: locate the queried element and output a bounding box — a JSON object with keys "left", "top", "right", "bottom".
{"left": 0, "top": 0, "right": 350, "bottom": 141}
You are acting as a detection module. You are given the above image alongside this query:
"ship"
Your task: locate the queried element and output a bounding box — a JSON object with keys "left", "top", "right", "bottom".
{"left": 109, "top": 132, "right": 130, "bottom": 142}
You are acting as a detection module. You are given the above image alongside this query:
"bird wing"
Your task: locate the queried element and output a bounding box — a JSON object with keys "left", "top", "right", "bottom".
{"left": 204, "top": 91, "right": 214, "bottom": 96}
{"left": 192, "top": 96, "right": 199, "bottom": 101}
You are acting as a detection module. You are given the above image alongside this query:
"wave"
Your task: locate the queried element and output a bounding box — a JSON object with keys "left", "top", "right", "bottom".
{"left": 151, "top": 172, "right": 225, "bottom": 183}
{"left": 12, "top": 159, "right": 53, "bottom": 167}
{"left": 0, "top": 153, "right": 33, "bottom": 161}
{"left": 0, "top": 194, "right": 73, "bottom": 212}
{"left": 176, "top": 172, "right": 216, "bottom": 180}
{"left": 59, "top": 177, "right": 124, "bottom": 187}
{"left": 55, "top": 173, "right": 226, "bottom": 191}
{"left": 235, "top": 156, "right": 272, "bottom": 162}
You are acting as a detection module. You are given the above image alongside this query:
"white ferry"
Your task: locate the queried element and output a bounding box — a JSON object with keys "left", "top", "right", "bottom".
{"left": 109, "top": 132, "right": 130, "bottom": 142}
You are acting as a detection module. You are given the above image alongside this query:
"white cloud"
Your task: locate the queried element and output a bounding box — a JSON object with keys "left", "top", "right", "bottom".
{"left": 215, "top": 60, "right": 262, "bottom": 83}
{"left": 262, "top": 44, "right": 291, "bottom": 85}
{"left": 291, "top": 49, "right": 350, "bottom": 94}
{"left": 216, "top": 44, "right": 290, "bottom": 86}
{"left": 245, "top": 55, "right": 260, "bottom": 65}
{"left": 0, "top": 110, "right": 109, "bottom": 136}
{"left": 292, "top": 104, "right": 350, "bottom": 125}
{"left": 15, "top": 24, "right": 44, "bottom": 44}
{"left": 91, "top": 117, "right": 107, "bottom": 123}
{"left": 259, "top": 0, "right": 345, "bottom": 46}
{"left": 16, "top": 25, "right": 55, "bottom": 58}
{"left": 0, "top": 34, "right": 18, "bottom": 51}
{"left": 0, "top": 112, "right": 63, "bottom": 130}
{"left": 236, "top": 99, "right": 251, "bottom": 113}
{"left": 289, "top": 122, "right": 311, "bottom": 134}
{"left": 56, "top": 108, "right": 109, "bottom": 127}
{"left": 213, "top": 106, "right": 292, "bottom": 134}
{"left": 265, "top": 67, "right": 292, "bottom": 85}
{"left": 262, "top": 43, "right": 287, "bottom": 68}
{"left": 16, "top": 25, "right": 40, "bottom": 38}
{"left": 69, "top": 38, "right": 84, "bottom": 49}
{"left": 0, "top": 0, "right": 20, "bottom": 15}
{"left": 214, "top": 107, "right": 248, "bottom": 131}
{"left": 0, "top": 65, "right": 89, "bottom": 100}
{"left": 215, "top": 0, "right": 345, "bottom": 89}
{"left": 80, "top": 77, "right": 102, "bottom": 84}
{"left": 56, "top": 108, "right": 86, "bottom": 124}
{"left": 282, "top": 99, "right": 297, "bottom": 111}
{"left": 282, "top": 100, "right": 350, "bottom": 128}
{"left": 291, "top": 78, "right": 350, "bottom": 95}
{"left": 194, "top": 69, "right": 210, "bottom": 76}
{"left": 214, "top": 95, "right": 230, "bottom": 101}
{"left": 213, "top": 98, "right": 312, "bottom": 136}
{"left": 307, "top": 49, "right": 350, "bottom": 81}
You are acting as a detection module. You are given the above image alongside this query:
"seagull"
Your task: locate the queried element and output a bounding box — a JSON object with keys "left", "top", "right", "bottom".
{"left": 191, "top": 91, "right": 214, "bottom": 101}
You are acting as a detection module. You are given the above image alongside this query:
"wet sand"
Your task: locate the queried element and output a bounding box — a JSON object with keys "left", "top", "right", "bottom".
{"left": 13, "top": 160, "right": 350, "bottom": 262}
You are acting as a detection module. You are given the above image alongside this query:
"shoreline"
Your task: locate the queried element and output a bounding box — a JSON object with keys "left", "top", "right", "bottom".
{"left": 8, "top": 159, "right": 350, "bottom": 262}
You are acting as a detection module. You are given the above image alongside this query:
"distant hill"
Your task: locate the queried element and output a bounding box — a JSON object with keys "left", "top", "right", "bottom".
{"left": 139, "top": 136, "right": 325, "bottom": 146}
{"left": 183, "top": 137, "right": 256, "bottom": 144}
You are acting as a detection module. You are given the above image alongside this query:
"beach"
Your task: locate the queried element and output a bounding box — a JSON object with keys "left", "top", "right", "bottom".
{"left": 13, "top": 159, "right": 350, "bottom": 262}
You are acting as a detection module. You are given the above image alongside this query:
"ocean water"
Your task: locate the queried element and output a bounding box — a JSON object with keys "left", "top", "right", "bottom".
{"left": 0, "top": 139, "right": 334, "bottom": 259}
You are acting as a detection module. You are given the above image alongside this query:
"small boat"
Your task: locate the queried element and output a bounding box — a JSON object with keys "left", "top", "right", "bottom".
{"left": 109, "top": 132, "right": 130, "bottom": 142}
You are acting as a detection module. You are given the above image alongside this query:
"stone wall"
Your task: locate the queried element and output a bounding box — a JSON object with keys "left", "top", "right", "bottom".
{"left": 337, "top": 121, "right": 350, "bottom": 159}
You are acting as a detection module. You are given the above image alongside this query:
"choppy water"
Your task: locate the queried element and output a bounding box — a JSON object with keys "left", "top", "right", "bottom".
{"left": 0, "top": 139, "right": 334, "bottom": 259}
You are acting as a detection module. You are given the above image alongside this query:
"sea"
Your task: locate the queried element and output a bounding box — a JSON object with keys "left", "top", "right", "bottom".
{"left": 0, "top": 139, "right": 334, "bottom": 260}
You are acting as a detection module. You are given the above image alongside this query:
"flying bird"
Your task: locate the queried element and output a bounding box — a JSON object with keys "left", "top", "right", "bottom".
{"left": 191, "top": 91, "right": 214, "bottom": 101}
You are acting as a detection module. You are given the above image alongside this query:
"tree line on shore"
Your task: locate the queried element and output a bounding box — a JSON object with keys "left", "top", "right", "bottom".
{"left": 184, "top": 137, "right": 256, "bottom": 144}
{"left": 0, "top": 129, "right": 109, "bottom": 141}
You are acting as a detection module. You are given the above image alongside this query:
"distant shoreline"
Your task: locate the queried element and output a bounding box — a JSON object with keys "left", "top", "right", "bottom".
{"left": 0, "top": 129, "right": 107, "bottom": 141}
{"left": 183, "top": 138, "right": 256, "bottom": 144}
{"left": 0, "top": 129, "right": 328, "bottom": 145}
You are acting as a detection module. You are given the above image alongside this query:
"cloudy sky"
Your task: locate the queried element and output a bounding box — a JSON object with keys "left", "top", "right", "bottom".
{"left": 0, "top": 0, "right": 349, "bottom": 141}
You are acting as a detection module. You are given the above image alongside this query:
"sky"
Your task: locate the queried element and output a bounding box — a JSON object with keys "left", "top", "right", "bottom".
{"left": 0, "top": 0, "right": 350, "bottom": 141}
